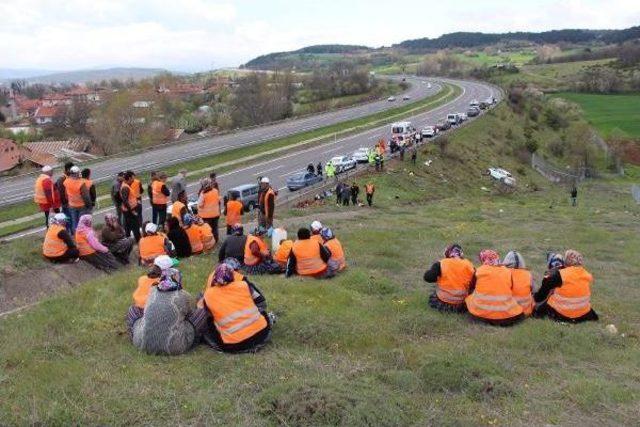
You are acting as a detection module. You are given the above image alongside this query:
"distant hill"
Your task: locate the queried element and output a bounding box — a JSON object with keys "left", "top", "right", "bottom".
{"left": 1, "top": 67, "right": 171, "bottom": 84}
{"left": 0, "top": 68, "right": 59, "bottom": 80}
{"left": 243, "top": 44, "right": 372, "bottom": 70}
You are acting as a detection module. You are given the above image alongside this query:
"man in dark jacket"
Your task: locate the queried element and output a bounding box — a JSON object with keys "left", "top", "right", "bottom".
{"left": 217, "top": 224, "right": 247, "bottom": 263}
{"left": 111, "top": 172, "right": 125, "bottom": 224}
{"left": 350, "top": 182, "right": 359, "bottom": 206}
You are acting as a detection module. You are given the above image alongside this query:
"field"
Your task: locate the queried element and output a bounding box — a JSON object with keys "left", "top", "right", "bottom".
{"left": 552, "top": 92, "right": 640, "bottom": 138}
{"left": 494, "top": 59, "right": 615, "bottom": 89}
{"left": 455, "top": 51, "right": 536, "bottom": 66}
{"left": 1, "top": 105, "right": 639, "bottom": 425}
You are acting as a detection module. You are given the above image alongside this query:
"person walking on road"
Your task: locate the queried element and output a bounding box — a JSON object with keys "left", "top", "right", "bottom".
{"left": 258, "top": 177, "right": 276, "bottom": 230}
{"left": 570, "top": 186, "right": 578, "bottom": 207}
{"left": 350, "top": 182, "right": 359, "bottom": 206}
{"left": 170, "top": 169, "right": 188, "bottom": 203}
{"left": 34, "top": 165, "right": 60, "bottom": 228}
{"left": 151, "top": 172, "right": 170, "bottom": 227}
{"left": 365, "top": 182, "right": 375, "bottom": 207}
{"left": 111, "top": 171, "right": 125, "bottom": 225}
{"left": 120, "top": 171, "right": 142, "bottom": 242}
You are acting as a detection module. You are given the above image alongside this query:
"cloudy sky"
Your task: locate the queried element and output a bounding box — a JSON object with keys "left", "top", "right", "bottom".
{"left": 1, "top": 0, "right": 639, "bottom": 72}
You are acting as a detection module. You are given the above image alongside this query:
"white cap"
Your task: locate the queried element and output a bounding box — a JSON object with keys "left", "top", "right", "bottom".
{"left": 42, "top": 165, "right": 52, "bottom": 173}
{"left": 154, "top": 255, "right": 174, "bottom": 270}
{"left": 145, "top": 223, "right": 158, "bottom": 234}
{"left": 70, "top": 166, "right": 80, "bottom": 174}
{"left": 311, "top": 220, "right": 322, "bottom": 231}
{"left": 53, "top": 213, "right": 67, "bottom": 222}
{"left": 260, "top": 177, "right": 270, "bottom": 183}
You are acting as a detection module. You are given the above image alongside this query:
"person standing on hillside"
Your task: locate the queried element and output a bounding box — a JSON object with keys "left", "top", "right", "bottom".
{"left": 316, "top": 162, "right": 322, "bottom": 177}
{"left": 258, "top": 177, "right": 276, "bottom": 230}
{"left": 81, "top": 168, "right": 96, "bottom": 213}
{"left": 350, "top": 182, "right": 359, "bottom": 206}
{"left": 63, "top": 165, "right": 91, "bottom": 234}
{"left": 55, "top": 162, "right": 74, "bottom": 231}
{"left": 127, "top": 170, "right": 144, "bottom": 223}
{"left": 570, "top": 186, "right": 578, "bottom": 207}
{"left": 365, "top": 182, "right": 375, "bottom": 207}
{"left": 197, "top": 178, "right": 221, "bottom": 243}
{"left": 120, "top": 171, "right": 141, "bottom": 242}
{"left": 33, "top": 165, "right": 60, "bottom": 228}
{"left": 411, "top": 147, "right": 417, "bottom": 165}
{"left": 150, "top": 172, "right": 170, "bottom": 227}
{"left": 111, "top": 172, "right": 125, "bottom": 225}
{"left": 170, "top": 169, "right": 188, "bottom": 203}
{"left": 224, "top": 192, "right": 244, "bottom": 235}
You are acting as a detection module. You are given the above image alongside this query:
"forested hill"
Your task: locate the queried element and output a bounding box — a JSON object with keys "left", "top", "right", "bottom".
{"left": 242, "top": 45, "right": 372, "bottom": 69}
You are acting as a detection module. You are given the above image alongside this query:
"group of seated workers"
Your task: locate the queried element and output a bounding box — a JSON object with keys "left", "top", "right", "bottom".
{"left": 424, "top": 244, "right": 597, "bottom": 326}
{"left": 127, "top": 255, "right": 275, "bottom": 355}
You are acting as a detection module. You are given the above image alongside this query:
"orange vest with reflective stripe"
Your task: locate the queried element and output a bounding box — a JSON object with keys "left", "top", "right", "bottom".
{"left": 171, "top": 200, "right": 186, "bottom": 225}
{"left": 151, "top": 181, "right": 168, "bottom": 205}
{"left": 225, "top": 200, "right": 243, "bottom": 226}
{"left": 510, "top": 268, "right": 534, "bottom": 316}
{"left": 131, "top": 178, "right": 142, "bottom": 199}
{"left": 43, "top": 224, "right": 68, "bottom": 257}
{"left": 205, "top": 271, "right": 246, "bottom": 289}
{"left": 465, "top": 265, "right": 523, "bottom": 320}
{"left": 198, "top": 223, "right": 215, "bottom": 250}
{"left": 139, "top": 234, "right": 167, "bottom": 262}
{"left": 133, "top": 275, "right": 158, "bottom": 308}
{"left": 274, "top": 240, "right": 293, "bottom": 265}
{"left": 64, "top": 177, "right": 85, "bottom": 208}
{"left": 120, "top": 182, "right": 138, "bottom": 212}
{"left": 244, "top": 235, "right": 268, "bottom": 266}
{"left": 436, "top": 258, "right": 475, "bottom": 304}
{"left": 75, "top": 229, "right": 95, "bottom": 256}
{"left": 324, "top": 238, "right": 346, "bottom": 271}
{"left": 185, "top": 226, "right": 204, "bottom": 254}
{"left": 365, "top": 184, "right": 375, "bottom": 194}
{"left": 199, "top": 189, "right": 220, "bottom": 219}
{"left": 204, "top": 280, "right": 268, "bottom": 344}
{"left": 549, "top": 266, "right": 592, "bottom": 319}
{"left": 292, "top": 239, "right": 327, "bottom": 276}
{"left": 34, "top": 174, "right": 49, "bottom": 204}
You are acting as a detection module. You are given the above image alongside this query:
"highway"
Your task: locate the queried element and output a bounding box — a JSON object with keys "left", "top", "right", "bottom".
{"left": 4, "top": 77, "right": 500, "bottom": 241}
{"left": 0, "top": 76, "right": 441, "bottom": 205}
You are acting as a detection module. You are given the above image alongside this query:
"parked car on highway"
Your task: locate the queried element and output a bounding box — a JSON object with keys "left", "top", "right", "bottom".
{"left": 402, "top": 95, "right": 411, "bottom": 100}
{"left": 387, "top": 96, "right": 396, "bottom": 102}
{"left": 467, "top": 107, "right": 480, "bottom": 117}
{"left": 436, "top": 120, "right": 451, "bottom": 131}
{"left": 227, "top": 183, "right": 260, "bottom": 211}
{"left": 421, "top": 126, "right": 437, "bottom": 138}
{"left": 447, "top": 113, "right": 461, "bottom": 126}
{"left": 330, "top": 155, "right": 357, "bottom": 173}
{"left": 458, "top": 112, "right": 468, "bottom": 122}
{"left": 352, "top": 147, "right": 371, "bottom": 163}
{"left": 469, "top": 99, "right": 479, "bottom": 108}
{"left": 286, "top": 172, "right": 322, "bottom": 191}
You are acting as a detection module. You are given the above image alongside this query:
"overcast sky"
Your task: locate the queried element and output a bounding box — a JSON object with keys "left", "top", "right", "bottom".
{"left": 1, "top": 0, "right": 639, "bottom": 72}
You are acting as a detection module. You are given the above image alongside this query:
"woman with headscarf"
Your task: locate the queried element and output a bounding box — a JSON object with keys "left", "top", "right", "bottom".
{"left": 101, "top": 213, "right": 135, "bottom": 264}
{"left": 166, "top": 216, "right": 192, "bottom": 258}
{"left": 129, "top": 255, "right": 203, "bottom": 355}
{"left": 201, "top": 263, "right": 273, "bottom": 353}
{"left": 321, "top": 227, "right": 346, "bottom": 273}
{"left": 194, "top": 216, "right": 216, "bottom": 252}
{"left": 182, "top": 214, "right": 204, "bottom": 255}
{"left": 503, "top": 250, "right": 534, "bottom": 316}
{"left": 534, "top": 249, "right": 598, "bottom": 323}
{"left": 138, "top": 222, "right": 175, "bottom": 265}
{"left": 243, "top": 226, "right": 282, "bottom": 275}
{"left": 423, "top": 243, "right": 475, "bottom": 313}
{"left": 465, "top": 249, "right": 524, "bottom": 326}
{"left": 75, "top": 214, "right": 120, "bottom": 272}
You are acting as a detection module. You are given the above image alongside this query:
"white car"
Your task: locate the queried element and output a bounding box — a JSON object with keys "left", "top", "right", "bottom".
{"left": 488, "top": 167, "right": 516, "bottom": 186}
{"left": 421, "top": 126, "right": 437, "bottom": 138}
{"left": 330, "top": 155, "right": 357, "bottom": 173}
{"left": 351, "top": 147, "right": 371, "bottom": 163}
{"left": 387, "top": 96, "right": 396, "bottom": 102}
{"left": 402, "top": 95, "right": 411, "bottom": 100}
{"left": 458, "top": 112, "right": 468, "bottom": 122}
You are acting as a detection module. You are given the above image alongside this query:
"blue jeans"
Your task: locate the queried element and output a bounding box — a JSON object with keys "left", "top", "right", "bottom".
{"left": 68, "top": 207, "right": 82, "bottom": 234}
{"left": 62, "top": 206, "right": 72, "bottom": 232}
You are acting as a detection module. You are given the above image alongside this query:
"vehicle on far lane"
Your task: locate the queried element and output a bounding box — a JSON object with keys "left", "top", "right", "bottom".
{"left": 352, "top": 147, "right": 371, "bottom": 163}
{"left": 286, "top": 172, "right": 323, "bottom": 191}
{"left": 421, "top": 126, "right": 437, "bottom": 138}
{"left": 330, "top": 155, "right": 357, "bottom": 173}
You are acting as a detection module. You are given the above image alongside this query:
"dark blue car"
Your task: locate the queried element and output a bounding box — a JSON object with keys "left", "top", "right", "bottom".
{"left": 286, "top": 172, "right": 323, "bottom": 191}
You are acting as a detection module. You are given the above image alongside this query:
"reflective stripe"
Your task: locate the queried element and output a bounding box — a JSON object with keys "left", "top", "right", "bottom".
{"left": 220, "top": 312, "right": 262, "bottom": 335}
{"left": 251, "top": 291, "right": 260, "bottom": 299}
{"left": 515, "top": 296, "right": 532, "bottom": 304}
{"left": 473, "top": 292, "right": 511, "bottom": 302}
{"left": 215, "top": 307, "right": 259, "bottom": 327}
{"left": 436, "top": 288, "right": 467, "bottom": 303}
{"left": 473, "top": 301, "right": 519, "bottom": 312}
{"left": 552, "top": 295, "right": 590, "bottom": 309}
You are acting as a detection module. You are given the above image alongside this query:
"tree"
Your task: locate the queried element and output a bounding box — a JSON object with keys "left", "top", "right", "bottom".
{"left": 566, "top": 123, "right": 598, "bottom": 174}
{"left": 64, "top": 99, "right": 93, "bottom": 135}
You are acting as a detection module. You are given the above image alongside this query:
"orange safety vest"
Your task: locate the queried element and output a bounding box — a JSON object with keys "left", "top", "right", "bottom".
{"left": 75, "top": 229, "right": 95, "bottom": 256}
{"left": 273, "top": 240, "right": 293, "bottom": 266}
{"left": 64, "top": 177, "right": 85, "bottom": 208}
{"left": 185, "top": 225, "right": 204, "bottom": 254}
{"left": 33, "top": 174, "right": 49, "bottom": 204}
{"left": 324, "top": 238, "right": 346, "bottom": 271}
{"left": 83, "top": 178, "right": 93, "bottom": 190}
{"left": 311, "top": 234, "right": 323, "bottom": 244}
{"left": 131, "top": 178, "right": 142, "bottom": 200}
{"left": 291, "top": 239, "right": 327, "bottom": 276}
{"left": 548, "top": 266, "right": 593, "bottom": 319}
{"left": 204, "top": 280, "right": 268, "bottom": 344}
{"left": 139, "top": 234, "right": 167, "bottom": 262}
{"left": 171, "top": 200, "right": 186, "bottom": 225}
{"left": 263, "top": 188, "right": 275, "bottom": 218}
{"left": 436, "top": 258, "right": 475, "bottom": 304}
{"left": 199, "top": 223, "right": 215, "bottom": 251}
{"left": 199, "top": 189, "right": 220, "bottom": 219}
{"left": 133, "top": 275, "right": 158, "bottom": 309}
{"left": 225, "top": 200, "right": 243, "bottom": 226}
{"left": 510, "top": 268, "right": 534, "bottom": 316}
{"left": 365, "top": 184, "right": 375, "bottom": 194}
{"left": 151, "top": 181, "right": 168, "bottom": 205}
{"left": 244, "top": 235, "right": 268, "bottom": 266}
{"left": 120, "top": 182, "right": 138, "bottom": 212}
{"left": 205, "top": 271, "right": 246, "bottom": 289}
{"left": 465, "top": 265, "right": 523, "bottom": 320}
{"left": 43, "top": 224, "right": 68, "bottom": 257}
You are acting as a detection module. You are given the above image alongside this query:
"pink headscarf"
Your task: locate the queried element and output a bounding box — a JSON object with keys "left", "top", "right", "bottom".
{"left": 76, "top": 214, "right": 108, "bottom": 253}
{"left": 479, "top": 249, "right": 500, "bottom": 266}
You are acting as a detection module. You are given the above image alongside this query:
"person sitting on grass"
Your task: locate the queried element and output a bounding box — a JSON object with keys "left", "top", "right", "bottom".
{"left": 183, "top": 214, "right": 204, "bottom": 255}
{"left": 200, "top": 263, "right": 274, "bottom": 353}
{"left": 75, "top": 214, "right": 120, "bottom": 273}
{"left": 285, "top": 227, "right": 334, "bottom": 279}
{"left": 321, "top": 227, "right": 346, "bottom": 273}
{"left": 101, "top": 213, "right": 135, "bottom": 264}
{"left": 465, "top": 249, "right": 524, "bottom": 326}
{"left": 42, "top": 213, "right": 79, "bottom": 263}
{"left": 131, "top": 263, "right": 162, "bottom": 312}
{"left": 194, "top": 216, "right": 216, "bottom": 252}
{"left": 423, "top": 244, "right": 475, "bottom": 313}
{"left": 243, "top": 226, "right": 282, "bottom": 275}
{"left": 503, "top": 250, "right": 534, "bottom": 317}
{"left": 533, "top": 249, "right": 598, "bottom": 323}
{"left": 139, "top": 222, "right": 175, "bottom": 265}
{"left": 218, "top": 223, "right": 247, "bottom": 263}
{"left": 273, "top": 238, "right": 294, "bottom": 270}
{"left": 310, "top": 220, "right": 323, "bottom": 243}
{"left": 166, "top": 216, "right": 192, "bottom": 258}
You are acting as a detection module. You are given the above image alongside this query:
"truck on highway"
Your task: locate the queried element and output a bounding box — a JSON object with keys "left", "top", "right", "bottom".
{"left": 391, "top": 121, "right": 417, "bottom": 147}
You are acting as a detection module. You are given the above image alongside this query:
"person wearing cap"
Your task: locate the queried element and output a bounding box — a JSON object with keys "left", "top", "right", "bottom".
{"left": 55, "top": 162, "right": 74, "bottom": 232}
{"left": 224, "top": 191, "right": 244, "bottom": 235}
{"left": 218, "top": 223, "right": 247, "bottom": 263}
{"left": 423, "top": 244, "right": 475, "bottom": 313}
{"left": 197, "top": 177, "right": 221, "bottom": 243}
{"left": 63, "top": 165, "right": 91, "bottom": 234}
{"left": 75, "top": 214, "right": 120, "bottom": 272}
{"left": 42, "top": 213, "right": 79, "bottom": 263}
{"left": 310, "top": 221, "right": 323, "bottom": 243}
{"left": 129, "top": 255, "right": 202, "bottom": 355}
{"left": 243, "top": 226, "right": 282, "bottom": 275}
{"left": 166, "top": 216, "right": 192, "bottom": 258}
{"left": 150, "top": 171, "right": 170, "bottom": 227}
{"left": 33, "top": 165, "right": 61, "bottom": 228}
{"left": 111, "top": 171, "right": 125, "bottom": 225}
{"left": 286, "top": 227, "right": 333, "bottom": 278}
{"left": 321, "top": 227, "right": 346, "bottom": 273}
{"left": 81, "top": 168, "right": 96, "bottom": 212}
{"left": 183, "top": 214, "right": 204, "bottom": 255}
{"left": 120, "top": 171, "right": 141, "bottom": 242}
{"left": 258, "top": 177, "right": 276, "bottom": 229}
{"left": 170, "top": 169, "right": 188, "bottom": 203}
{"left": 139, "top": 222, "right": 175, "bottom": 265}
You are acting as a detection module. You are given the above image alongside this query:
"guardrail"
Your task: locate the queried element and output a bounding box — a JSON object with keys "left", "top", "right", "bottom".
{"left": 632, "top": 185, "right": 640, "bottom": 204}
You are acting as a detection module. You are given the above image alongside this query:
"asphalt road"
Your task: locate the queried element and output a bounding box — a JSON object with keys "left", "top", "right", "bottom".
{"left": 4, "top": 78, "right": 500, "bottom": 241}
{"left": 0, "top": 76, "right": 441, "bottom": 205}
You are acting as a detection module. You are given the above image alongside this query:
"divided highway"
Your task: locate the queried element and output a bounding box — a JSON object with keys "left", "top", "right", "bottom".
{"left": 0, "top": 76, "right": 441, "bottom": 205}
{"left": 4, "top": 77, "right": 500, "bottom": 241}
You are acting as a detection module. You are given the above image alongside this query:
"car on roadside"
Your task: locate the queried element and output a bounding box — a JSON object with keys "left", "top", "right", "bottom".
{"left": 470, "top": 99, "right": 479, "bottom": 108}
{"left": 387, "top": 96, "right": 396, "bottom": 102}
{"left": 226, "top": 183, "right": 260, "bottom": 211}
{"left": 286, "top": 172, "right": 323, "bottom": 191}
{"left": 402, "top": 95, "right": 411, "bottom": 101}
{"left": 436, "top": 120, "right": 451, "bottom": 131}
{"left": 330, "top": 155, "right": 357, "bottom": 173}
{"left": 421, "top": 126, "right": 437, "bottom": 138}
{"left": 467, "top": 106, "right": 480, "bottom": 117}
{"left": 458, "top": 112, "right": 468, "bottom": 122}
{"left": 447, "top": 113, "right": 461, "bottom": 126}
{"left": 352, "top": 147, "right": 371, "bottom": 163}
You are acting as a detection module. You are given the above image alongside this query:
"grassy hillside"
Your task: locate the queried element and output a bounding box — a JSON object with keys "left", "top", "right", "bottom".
{"left": 2, "top": 105, "right": 639, "bottom": 425}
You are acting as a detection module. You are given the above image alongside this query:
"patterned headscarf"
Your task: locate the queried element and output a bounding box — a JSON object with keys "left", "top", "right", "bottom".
{"left": 200, "top": 177, "right": 212, "bottom": 191}
{"left": 213, "top": 263, "right": 234, "bottom": 286}
{"left": 479, "top": 249, "right": 500, "bottom": 266}
{"left": 444, "top": 244, "right": 463, "bottom": 259}
{"left": 104, "top": 213, "right": 119, "bottom": 229}
{"left": 183, "top": 213, "right": 195, "bottom": 226}
{"left": 564, "top": 249, "right": 584, "bottom": 267}
{"left": 76, "top": 214, "right": 93, "bottom": 235}
{"left": 320, "top": 227, "right": 334, "bottom": 241}
{"left": 223, "top": 257, "right": 241, "bottom": 271}
{"left": 503, "top": 250, "right": 526, "bottom": 269}
{"left": 231, "top": 223, "right": 244, "bottom": 236}
{"left": 253, "top": 225, "right": 267, "bottom": 236}
{"left": 157, "top": 268, "right": 182, "bottom": 292}
{"left": 547, "top": 252, "right": 565, "bottom": 270}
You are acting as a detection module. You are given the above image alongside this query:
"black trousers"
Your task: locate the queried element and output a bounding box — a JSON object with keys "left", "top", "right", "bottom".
{"left": 45, "top": 247, "right": 80, "bottom": 263}
{"left": 203, "top": 216, "right": 220, "bottom": 243}
{"left": 366, "top": 194, "right": 373, "bottom": 206}
{"left": 351, "top": 195, "right": 358, "bottom": 205}
{"left": 114, "top": 204, "right": 123, "bottom": 225}
{"left": 136, "top": 202, "right": 143, "bottom": 223}
{"left": 123, "top": 211, "right": 141, "bottom": 242}
{"left": 152, "top": 204, "right": 167, "bottom": 227}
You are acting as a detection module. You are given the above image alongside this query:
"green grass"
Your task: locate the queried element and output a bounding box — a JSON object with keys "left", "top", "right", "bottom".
{"left": 494, "top": 59, "right": 615, "bottom": 89}
{"left": 551, "top": 92, "right": 640, "bottom": 138}
{"left": 456, "top": 51, "right": 536, "bottom": 67}
{"left": 2, "top": 103, "right": 639, "bottom": 424}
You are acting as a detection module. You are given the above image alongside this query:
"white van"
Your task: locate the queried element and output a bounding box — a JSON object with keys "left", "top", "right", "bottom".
{"left": 391, "top": 121, "right": 416, "bottom": 146}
